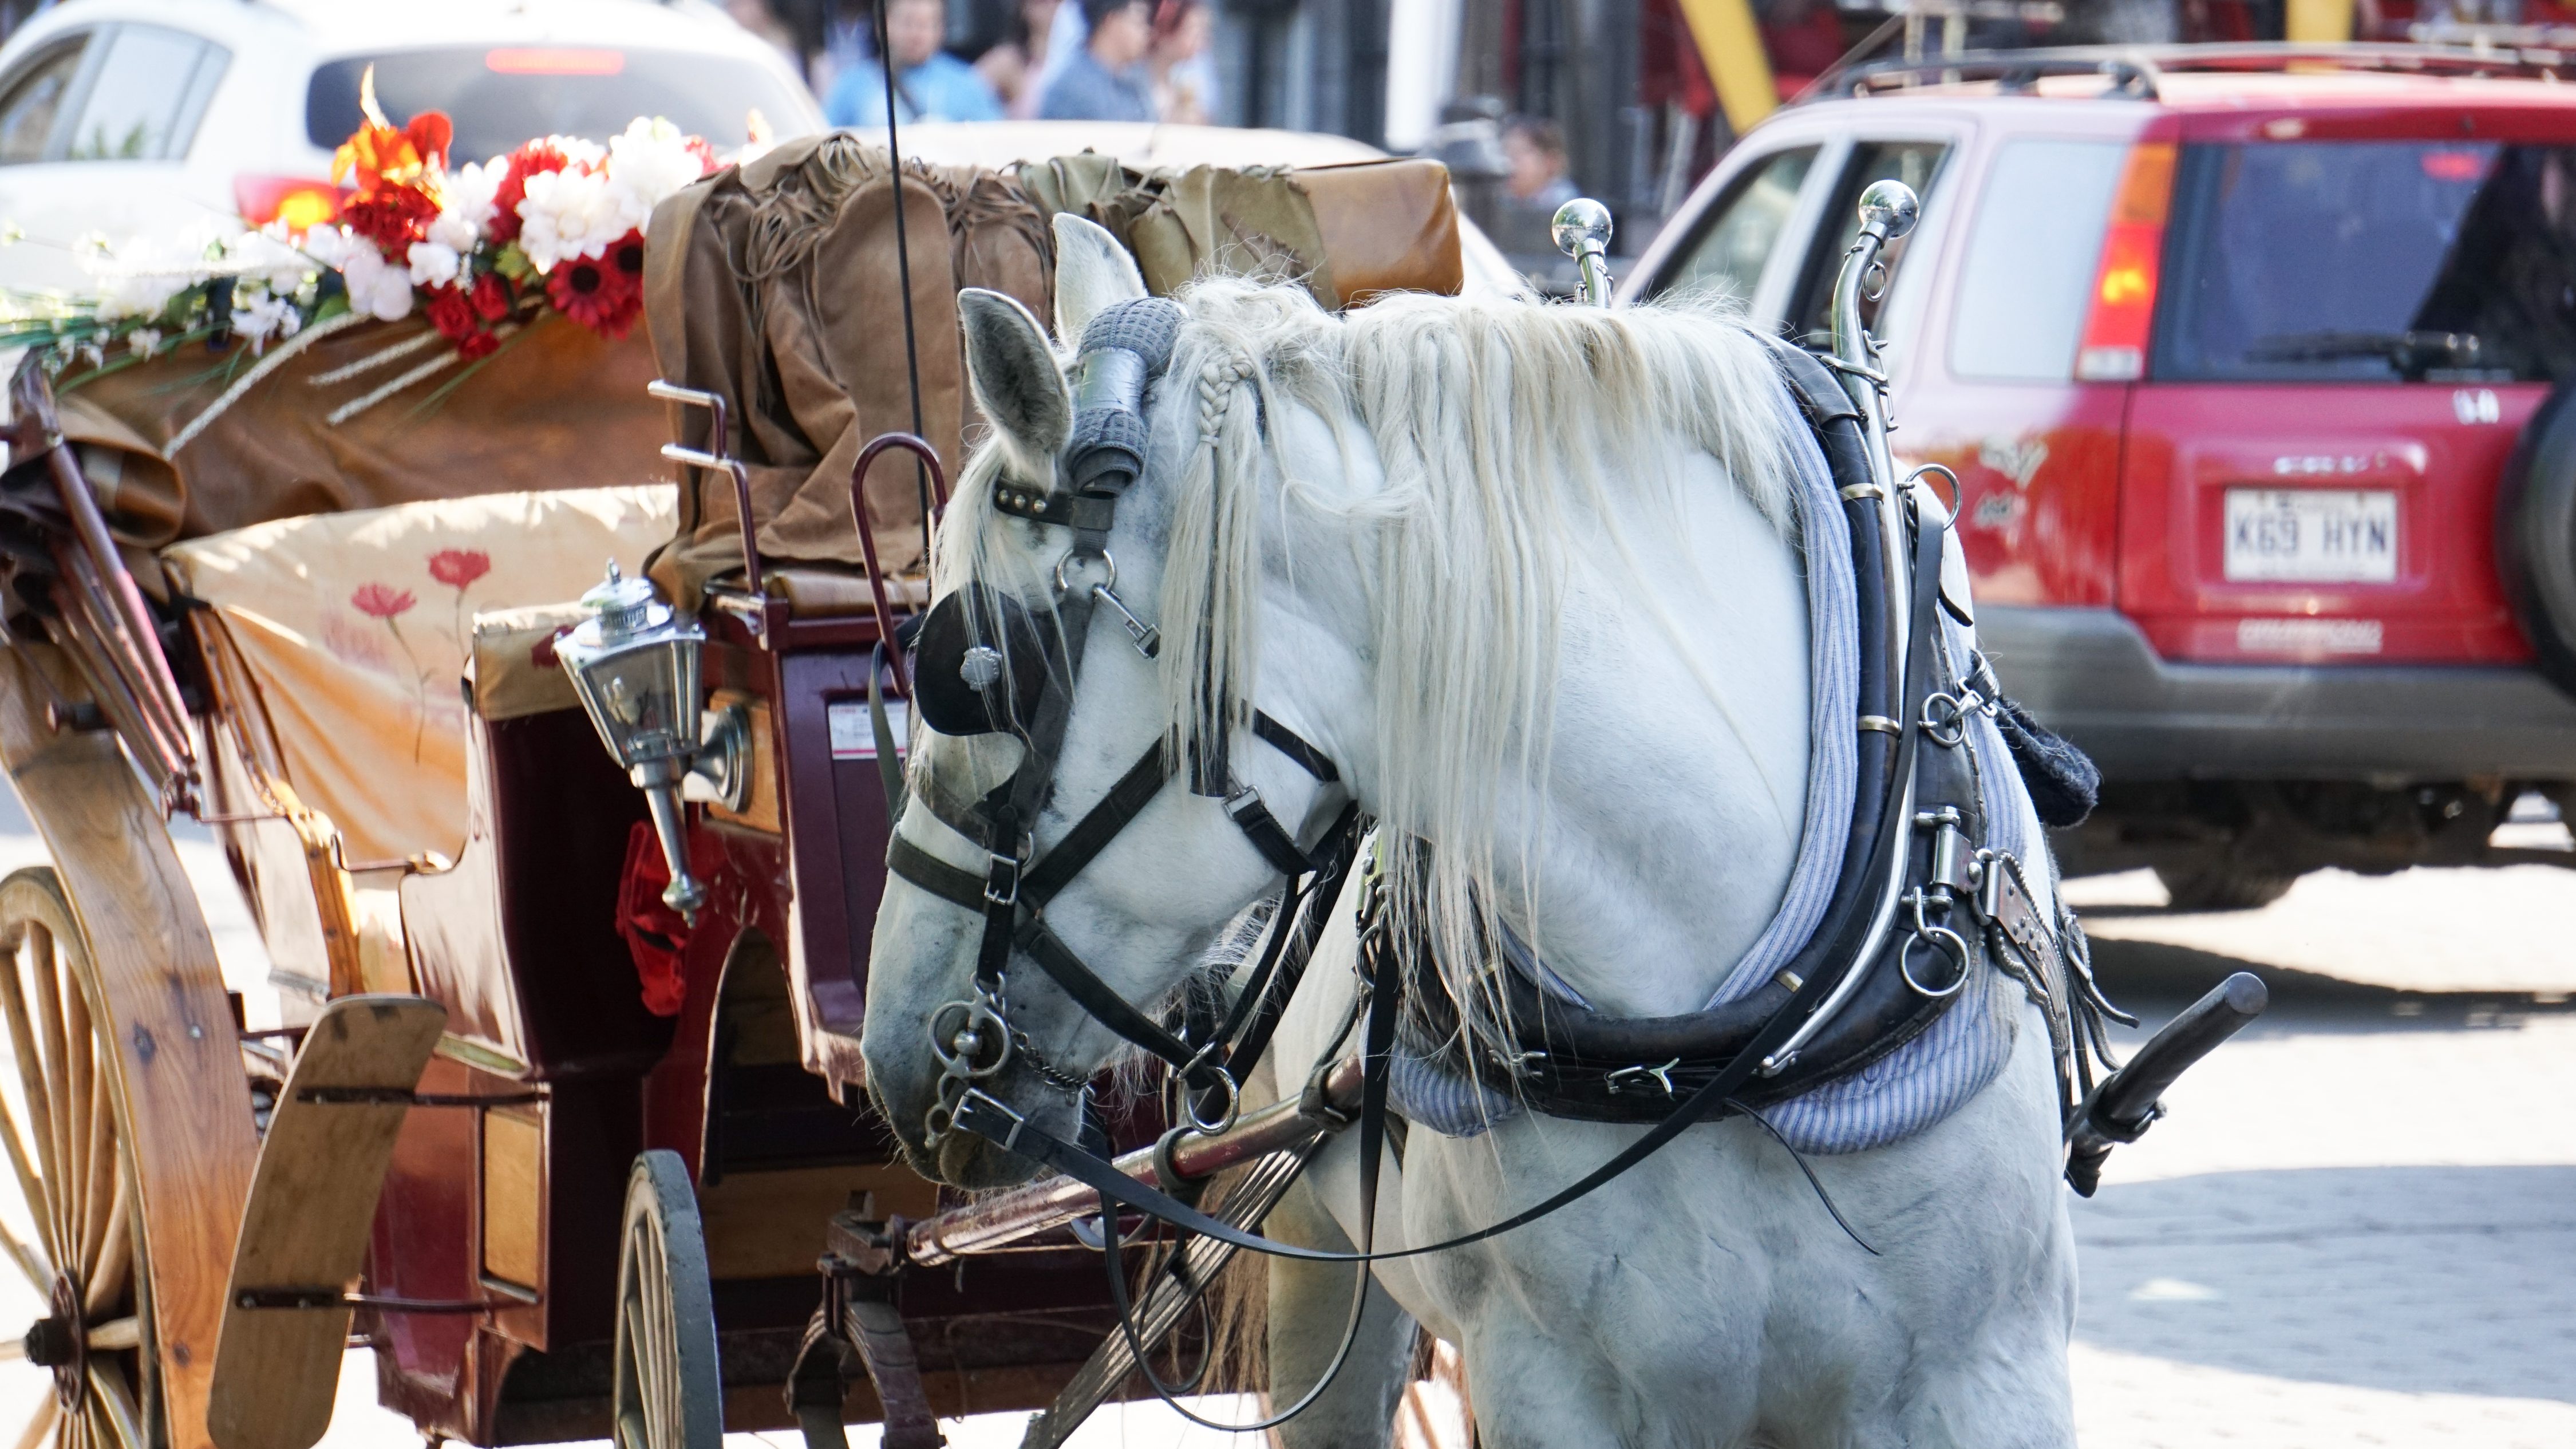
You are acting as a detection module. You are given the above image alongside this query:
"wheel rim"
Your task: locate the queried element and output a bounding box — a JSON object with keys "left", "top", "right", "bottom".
{"left": 0, "top": 870, "right": 149, "bottom": 1449}
{"left": 610, "top": 1151, "right": 720, "bottom": 1449}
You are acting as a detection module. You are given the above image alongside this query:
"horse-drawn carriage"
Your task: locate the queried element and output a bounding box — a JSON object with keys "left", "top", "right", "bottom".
{"left": 0, "top": 81, "right": 2271, "bottom": 1449}
{"left": 0, "top": 101, "right": 1486, "bottom": 1449}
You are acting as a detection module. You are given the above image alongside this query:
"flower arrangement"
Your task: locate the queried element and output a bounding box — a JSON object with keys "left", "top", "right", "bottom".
{"left": 0, "top": 68, "right": 725, "bottom": 397}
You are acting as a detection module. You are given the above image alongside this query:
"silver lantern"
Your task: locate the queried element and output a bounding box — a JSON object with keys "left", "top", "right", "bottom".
{"left": 557, "top": 562, "right": 747, "bottom": 922}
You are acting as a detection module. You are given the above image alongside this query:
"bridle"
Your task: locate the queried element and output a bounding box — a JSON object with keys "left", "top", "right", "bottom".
{"left": 882, "top": 296, "right": 1362, "bottom": 1149}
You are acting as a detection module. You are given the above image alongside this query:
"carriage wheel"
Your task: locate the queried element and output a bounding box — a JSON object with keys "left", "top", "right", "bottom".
{"left": 0, "top": 868, "right": 156, "bottom": 1449}
{"left": 612, "top": 1150, "right": 722, "bottom": 1449}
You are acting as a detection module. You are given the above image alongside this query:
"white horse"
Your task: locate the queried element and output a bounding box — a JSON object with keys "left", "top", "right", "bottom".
{"left": 860, "top": 220, "right": 2078, "bottom": 1448}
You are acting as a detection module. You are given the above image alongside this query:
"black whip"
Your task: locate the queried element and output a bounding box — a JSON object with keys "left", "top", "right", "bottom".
{"left": 872, "top": 0, "right": 935, "bottom": 568}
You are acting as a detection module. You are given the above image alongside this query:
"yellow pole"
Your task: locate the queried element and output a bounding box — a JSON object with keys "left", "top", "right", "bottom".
{"left": 2285, "top": 0, "right": 2356, "bottom": 41}
{"left": 1677, "top": 0, "right": 1779, "bottom": 137}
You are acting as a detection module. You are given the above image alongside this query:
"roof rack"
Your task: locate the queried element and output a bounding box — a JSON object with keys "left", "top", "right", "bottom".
{"left": 1806, "top": 41, "right": 2576, "bottom": 105}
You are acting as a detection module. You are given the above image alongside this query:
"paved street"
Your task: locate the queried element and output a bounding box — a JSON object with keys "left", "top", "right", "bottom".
{"left": 0, "top": 786, "right": 2565, "bottom": 1447}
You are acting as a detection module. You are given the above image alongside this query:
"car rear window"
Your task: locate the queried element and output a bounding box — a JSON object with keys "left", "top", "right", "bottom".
{"left": 2157, "top": 140, "right": 2576, "bottom": 383}
{"left": 1950, "top": 140, "right": 2125, "bottom": 382}
{"left": 308, "top": 48, "right": 805, "bottom": 163}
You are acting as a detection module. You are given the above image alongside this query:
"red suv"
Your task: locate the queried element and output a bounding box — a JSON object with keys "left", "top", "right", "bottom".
{"left": 1623, "top": 44, "right": 2576, "bottom": 907}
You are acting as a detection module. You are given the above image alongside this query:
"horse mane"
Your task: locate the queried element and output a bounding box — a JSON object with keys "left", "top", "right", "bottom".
{"left": 938, "top": 278, "right": 1805, "bottom": 1065}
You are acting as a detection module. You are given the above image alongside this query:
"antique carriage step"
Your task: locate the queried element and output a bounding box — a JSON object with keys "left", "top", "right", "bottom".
{"left": 208, "top": 994, "right": 447, "bottom": 1449}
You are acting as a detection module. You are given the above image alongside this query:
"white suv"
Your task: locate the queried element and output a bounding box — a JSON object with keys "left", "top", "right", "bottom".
{"left": 0, "top": 0, "right": 822, "bottom": 291}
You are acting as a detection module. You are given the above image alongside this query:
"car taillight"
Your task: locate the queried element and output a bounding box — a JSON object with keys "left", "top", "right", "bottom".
{"left": 236, "top": 175, "right": 344, "bottom": 233}
{"left": 486, "top": 48, "right": 624, "bottom": 75}
{"left": 2075, "top": 142, "right": 2176, "bottom": 382}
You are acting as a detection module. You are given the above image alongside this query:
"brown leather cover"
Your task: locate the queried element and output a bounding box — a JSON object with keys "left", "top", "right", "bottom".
{"left": 1014, "top": 153, "right": 1463, "bottom": 311}
{"left": 1295, "top": 157, "right": 1465, "bottom": 307}
{"left": 54, "top": 316, "right": 663, "bottom": 551}
{"left": 641, "top": 135, "right": 1052, "bottom": 610}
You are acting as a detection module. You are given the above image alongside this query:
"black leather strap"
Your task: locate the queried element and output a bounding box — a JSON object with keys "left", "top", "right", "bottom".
{"left": 1253, "top": 711, "right": 1338, "bottom": 783}
{"left": 1018, "top": 742, "right": 1172, "bottom": 905}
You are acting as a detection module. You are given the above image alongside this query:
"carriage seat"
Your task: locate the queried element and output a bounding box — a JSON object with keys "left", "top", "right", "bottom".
{"left": 161, "top": 485, "right": 676, "bottom": 1004}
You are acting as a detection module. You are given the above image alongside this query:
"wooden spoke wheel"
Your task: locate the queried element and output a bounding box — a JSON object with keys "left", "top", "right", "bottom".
{"left": 611, "top": 1150, "right": 721, "bottom": 1449}
{"left": 0, "top": 869, "right": 152, "bottom": 1449}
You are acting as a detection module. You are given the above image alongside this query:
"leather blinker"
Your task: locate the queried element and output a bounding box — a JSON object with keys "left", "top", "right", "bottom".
{"left": 912, "top": 583, "right": 1050, "bottom": 737}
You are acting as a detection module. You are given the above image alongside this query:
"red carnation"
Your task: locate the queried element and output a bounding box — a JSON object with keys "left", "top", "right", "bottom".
{"left": 548, "top": 234, "right": 644, "bottom": 339}
{"left": 470, "top": 271, "right": 513, "bottom": 321}
{"left": 342, "top": 181, "right": 438, "bottom": 254}
{"left": 425, "top": 284, "right": 477, "bottom": 342}
{"left": 489, "top": 140, "right": 572, "bottom": 247}
{"left": 423, "top": 286, "right": 499, "bottom": 361}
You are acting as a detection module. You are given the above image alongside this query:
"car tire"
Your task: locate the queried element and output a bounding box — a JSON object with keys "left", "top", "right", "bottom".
{"left": 2154, "top": 861, "right": 2298, "bottom": 912}
{"left": 2499, "top": 384, "right": 2576, "bottom": 700}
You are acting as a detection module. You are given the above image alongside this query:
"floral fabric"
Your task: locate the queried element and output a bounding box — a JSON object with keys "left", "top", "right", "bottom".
{"left": 163, "top": 486, "right": 677, "bottom": 867}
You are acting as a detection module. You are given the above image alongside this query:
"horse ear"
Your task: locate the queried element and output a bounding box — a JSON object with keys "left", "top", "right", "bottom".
{"left": 1053, "top": 214, "right": 1147, "bottom": 343}
{"left": 959, "top": 287, "right": 1071, "bottom": 467}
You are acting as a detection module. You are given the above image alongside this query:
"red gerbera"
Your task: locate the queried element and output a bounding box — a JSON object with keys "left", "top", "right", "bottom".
{"left": 489, "top": 139, "right": 573, "bottom": 247}
{"left": 548, "top": 232, "right": 644, "bottom": 339}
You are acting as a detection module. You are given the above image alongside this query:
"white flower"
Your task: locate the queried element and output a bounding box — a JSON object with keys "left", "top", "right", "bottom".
{"left": 339, "top": 244, "right": 414, "bottom": 322}
{"left": 515, "top": 164, "right": 633, "bottom": 272}
{"left": 407, "top": 239, "right": 461, "bottom": 289}
{"left": 229, "top": 229, "right": 316, "bottom": 292}
{"left": 430, "top": 158, "right": 503, "bottom": 252}
{"left": 126, "top": 327, "right": 160, "bottom": 357}
{"left": 91, "top": 270, "right": 185, "bottom": 323}
{"left": 299, "top": 224, "right": 355, "bottom": 270}
{"left": 231, "top": 290, "right": 301, "bottom": 352}
{"left": 605, "top": 117, "right": 704, "bottom": 228}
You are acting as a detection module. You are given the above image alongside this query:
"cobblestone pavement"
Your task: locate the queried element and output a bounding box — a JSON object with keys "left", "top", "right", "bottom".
{"left": 0, "top": 781, "right": 2565, "bottom": 1446}
{"left": 2061, "top": 857, "right": 2576, "bottom": 1448}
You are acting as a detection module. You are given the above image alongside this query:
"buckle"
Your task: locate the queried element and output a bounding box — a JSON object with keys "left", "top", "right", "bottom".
{"left": 953, "top": 1087, "right": 1029, "bottom": 1152}
{"left": 983, "top": 854, "right": 1022, "bottom": 907}
{"left": 1605, "top": 1059, "right": 1681, "bottom": 1096}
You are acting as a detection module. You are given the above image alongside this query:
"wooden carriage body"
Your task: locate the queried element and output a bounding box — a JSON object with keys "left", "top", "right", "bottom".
{"left": 0, "top": 139, "right": 1469, "bottom": 1449}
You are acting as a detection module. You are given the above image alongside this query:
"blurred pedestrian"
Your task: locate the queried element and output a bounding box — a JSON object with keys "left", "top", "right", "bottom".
{"left": 726, "top": 0, "right": 803, "bottom": 73}
{"left": 1150, "top": 1, "right": 1216, "bottom": 125}
{"left": 1038, "top": 0, "right": 1156, "bottom": 123}
{"left": 1492, "top": 116, "right": 1579, "bottom": 264}
{"left": 826, "top": 0, "right": 1004, "bottom": 126}
{"left": 975, "top": 0, "right": 1064, "bottom": 119}
{"left": 1503, "top": 116, "right": 1578, "bottom": 216}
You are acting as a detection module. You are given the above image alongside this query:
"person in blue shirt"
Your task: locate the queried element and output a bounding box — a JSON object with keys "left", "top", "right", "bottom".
{"left": 825, "top": 0, "right": 1005, "bottom": 128}
{"left": 1038, "top": 0, "right": 1156, "bottom": 123}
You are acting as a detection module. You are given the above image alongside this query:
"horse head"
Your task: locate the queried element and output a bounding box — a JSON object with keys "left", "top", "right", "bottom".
{"left": 862, "top": 216, "right": 1366, "bottom": 1189}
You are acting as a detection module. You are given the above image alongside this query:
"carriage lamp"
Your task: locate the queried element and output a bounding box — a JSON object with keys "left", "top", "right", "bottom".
{"left": 558, "top": 562, "right": 750, "bottom": 923}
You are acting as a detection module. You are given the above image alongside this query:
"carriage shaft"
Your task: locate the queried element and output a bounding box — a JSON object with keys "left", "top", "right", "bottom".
{"left": 902, "top": 1058, "right": 1364, "bottom": 1267}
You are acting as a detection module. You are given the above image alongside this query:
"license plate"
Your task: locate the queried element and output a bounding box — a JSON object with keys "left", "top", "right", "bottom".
{"left": 2223, "top": 488, "right": 2398, "bottom": 583}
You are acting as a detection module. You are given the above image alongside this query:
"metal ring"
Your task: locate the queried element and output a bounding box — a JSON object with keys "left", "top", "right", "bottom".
{"left": 1921, "top": 692, "right": 1969, "bottom": 749}
{"left": 1862, "top": 259, "right": 1890, "bottom": 302}
{"left": 1052, "top": 548, "right": 1115, "bottom": 597}
{"left": 1899, "top": 893, "right": 1972, "bottom": 999}
{"left": 1909, "top": 463, "right": 1963, "bottom": 517}
{"left": 928, "top": 998, "right": 1014, "bottom": 1079}
{"left": 1184, "top": 1068, "right": 1240, "bottom": 1135}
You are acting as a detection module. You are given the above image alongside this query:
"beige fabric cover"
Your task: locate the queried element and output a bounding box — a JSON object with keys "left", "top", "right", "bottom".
{"left": 162, "top": 486, "right": 676, "bottom": 866}
{"left": 471, "top": 603, "right": 588, "bottom": 722}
